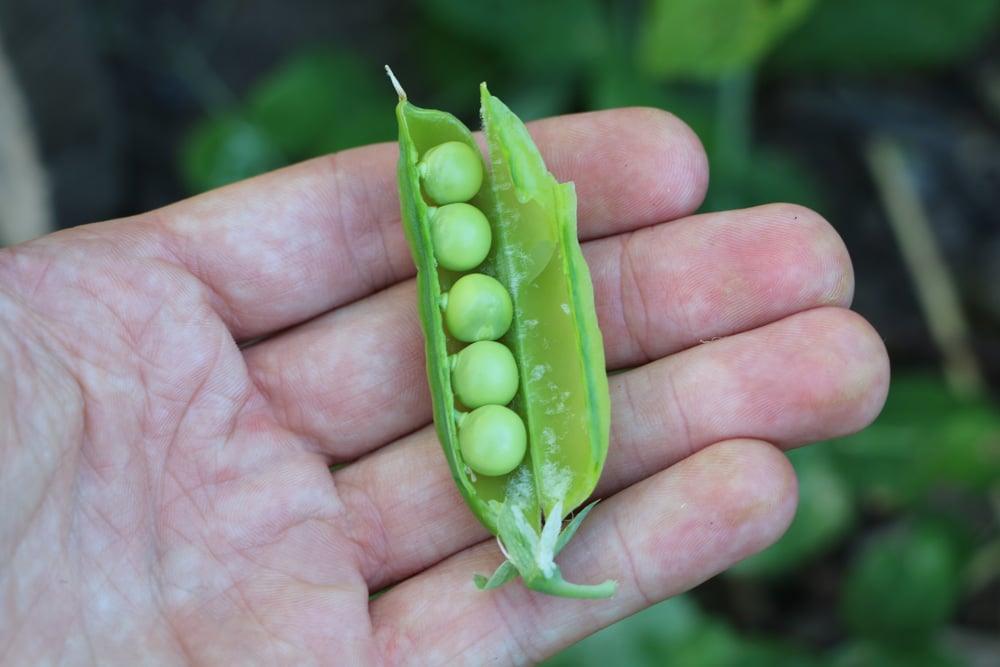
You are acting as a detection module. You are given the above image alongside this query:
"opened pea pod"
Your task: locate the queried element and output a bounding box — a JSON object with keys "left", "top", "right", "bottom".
{"left": 388, "top": 68, "right": 614, "bottom": 599}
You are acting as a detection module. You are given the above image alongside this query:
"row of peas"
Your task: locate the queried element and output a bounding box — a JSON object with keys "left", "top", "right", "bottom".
{"left": 417, "top": 140, "right": 527, "bottom": 478}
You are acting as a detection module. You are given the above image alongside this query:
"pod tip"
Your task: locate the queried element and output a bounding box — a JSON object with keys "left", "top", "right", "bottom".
{"left": 385, "top": 65, "right": 406, "bottom": 101}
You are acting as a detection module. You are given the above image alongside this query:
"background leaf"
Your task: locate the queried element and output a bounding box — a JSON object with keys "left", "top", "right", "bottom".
{"left": 417, "top": 0, "right": 605, "bottom": 72}
{"left": 839, "top": 519, "right": 963, "bottom": 645}
{"left": 829, "top": 374, "right": 1000, "bottom": 510}
{"left": 638, "top": 0, "right": 817, "bottom": 79}
{"left": 245, "top": 49, "right": 393, "bottom": 157}
{"left": 179, "top": 113, "right": 285, "bottom": 193}
{"left": 702, "top": 144, "right": 824, "bottom": 212}
{"left": 179, "top": 48, "right": 393, "bottom": 192}
{"left": 830, "top": 639, "right": 966, "bottom": 667}
{"left": 769, "top": 0, "right": 1000, "bottom": 72}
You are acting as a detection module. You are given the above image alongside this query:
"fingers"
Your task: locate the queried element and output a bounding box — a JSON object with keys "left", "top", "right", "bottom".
{"left": 367, "top": 439, "right": 798, "bottom": 664}
{"left": 332, "top": 305, "right": 888, "bottom": 592}
{"left": 246, "top": 203, "right": 855, "bottom": 460}
{"left": 600, "top": 307, "right": 890, "bottom": 495}
{"left": 593, "top": 202, "right": 855, "bottom": 366}
{"left": 244, "top": 280, "right": 430, "bottom": 456}
{"left": 125, "top": 107, "right": 706, "bottom": 340}
{"left": 526, "top": 106, "right": 708, "bottom": 236}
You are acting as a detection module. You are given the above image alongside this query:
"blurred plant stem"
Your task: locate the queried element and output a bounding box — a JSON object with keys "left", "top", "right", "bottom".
{"left": 704, "top": 69, "right": 762, "bottom": 212}
{"left": 864, "top": 136, "right": 985, "bottom": 397}
{"left": 715, "top": 69, "right": 755, "bottom": 174}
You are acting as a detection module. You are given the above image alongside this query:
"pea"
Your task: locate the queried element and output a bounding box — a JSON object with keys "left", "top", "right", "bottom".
{"left": 391, "top": 69, "right": 615, "bottom": 598}
{"left": 443, "top": 273, "right": 513, "bottom": 342}
{"left": 458, "top": 404, "right": 527, "bottom": 477}
{"left": 419, "top": 140, "right": 484, "bottom": 204}
{"left": 429, "top": 203, "right": 492, "bottom": 271}
{"left": 451, "top": 340, "right": 519, "bottom": 408}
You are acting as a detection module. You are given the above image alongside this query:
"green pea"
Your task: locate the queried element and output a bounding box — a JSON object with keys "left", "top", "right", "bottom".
{"left": 419, "top": 141, "right": 484, "bottom": 204}
{"left": 443, "top": 273, "right": 513, "bottom": 342}
{"left": 430, "top": 203, "right": 492, "bottom": 271}
{"left": 452, "top": 340, "right": 519, "bottom": 408}
{"left": 458, "top": 404, "right": 527, "bottom": 477}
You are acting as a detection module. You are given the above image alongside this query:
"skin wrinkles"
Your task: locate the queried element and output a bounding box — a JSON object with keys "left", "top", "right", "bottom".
{"left": 612, "top": 230, "right": 658, "bottom": 365}
{"left": 324, "top": 152, "right": 411, "bottom": 304}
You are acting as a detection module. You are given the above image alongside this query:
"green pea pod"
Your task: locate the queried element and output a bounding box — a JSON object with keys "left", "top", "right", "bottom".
{"left": 389, "top": 68, "right": 614, "bottom": 598}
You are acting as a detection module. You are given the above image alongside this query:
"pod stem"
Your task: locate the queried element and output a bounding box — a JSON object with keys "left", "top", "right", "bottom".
{"left": 473, "top": 499, "right": 617, "bottom": 599}
{"left": 526, "top": 573, "right": 618, "bottom": 600}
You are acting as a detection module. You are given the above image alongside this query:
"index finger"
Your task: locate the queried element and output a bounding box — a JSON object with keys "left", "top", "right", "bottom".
{"left": 132, "top": 107, "right": 707, "bottom": 340}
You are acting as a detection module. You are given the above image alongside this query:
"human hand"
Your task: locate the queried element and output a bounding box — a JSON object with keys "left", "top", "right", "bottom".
{"left": 0, "top": 108, "right": 889, "bottom": 665}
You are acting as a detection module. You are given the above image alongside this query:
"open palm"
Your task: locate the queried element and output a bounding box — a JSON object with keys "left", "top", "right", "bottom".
{"left": 0, "top": 108, "right": 888, "bottom": 666}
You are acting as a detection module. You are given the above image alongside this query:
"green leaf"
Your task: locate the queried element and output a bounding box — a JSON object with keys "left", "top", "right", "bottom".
{"left": 830, "top": 373, "right": 1000, "bottom": 510}
{"left": 179, "top": 113, "right": 286, "bottom": 193}
{"left": 830, "top": 639, "right": 966, "bottom": 667}
{"left": 543, "top": 593, "right": 824, "bottom": 667}
{"left": 839, "top": 519, "right": 962, "bottom": 645}
{"left": 738, "top": 639, "right": 827, "bottom": 667}
{"left": 769, "top": 0, "right": 1000, "bottom": 72}
{"left": 540, "top": 595, "right": 717, "bottom": 666}
{"left": 417, "top": 0, "right": 605, "bottom": 72}
{"left": 180, "top": 48, "right": 394, "bottom": 194}
{"left": 588, "top": 7, "right": 733, "bottom": 189}
{"left": 554, "top": 500, "right": 599, "bottom": 554}
{"left": 638, "top": 0, "right": 817, "bottom": 80}
{"left": 587, "top": 25, "right": 718, "bottom": 139}
{"left": 245, "top": 49, "right": 394, "bottom": 158}
{"left": 703, "top": 145, "right": 824, "bottom": 213}
{"left": 473, "top": 560, "right": 518, "bottom": 590}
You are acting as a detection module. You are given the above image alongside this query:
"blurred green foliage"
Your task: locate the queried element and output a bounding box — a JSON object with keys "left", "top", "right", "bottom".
{"left": 839, "top": 519, "right": 962, "bottom": 646}
{"left": 638, "top": 0, "right": 817, "bottom": 79}
{"left": 178, "top": 0, "right": 1000, "bottom": 664}
{"left": 180, "top": 50, "right": 394, "bottom": 192}
{"left": 179, "top": 0, "right": 1000, "bottom": 209}
{"left": 832, "top": 375, "right": 1000, "bottom": 507}
{"left": 543, "top": 593, "right": 826, "bottom": 667}
{"left": 771, "top": 0, "right": 1000, "bottom": 72}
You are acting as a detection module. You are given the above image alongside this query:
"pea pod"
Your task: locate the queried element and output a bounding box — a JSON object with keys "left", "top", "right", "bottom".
{"left": 389, "top": 68, "right": 614, "bottom": 598}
